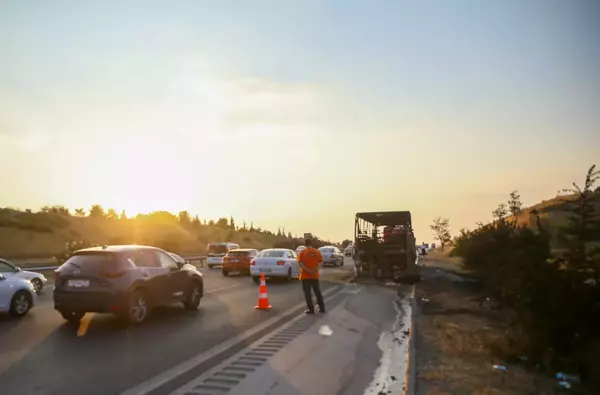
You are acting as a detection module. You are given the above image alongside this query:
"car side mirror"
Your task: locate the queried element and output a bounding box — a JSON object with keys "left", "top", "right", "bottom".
{"left": 176, "top": 262, "right": 184, "bottom": 270}
{"left": 16, "top": 266, "right": 21, "bottom": 272}
{"left": 0, "top": 274, "right": 5, "bottom": 280}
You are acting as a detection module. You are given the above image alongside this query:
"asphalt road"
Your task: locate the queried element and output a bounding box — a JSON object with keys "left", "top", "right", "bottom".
{"left": 0, "top": 260, "right": 355, "bottom": 395}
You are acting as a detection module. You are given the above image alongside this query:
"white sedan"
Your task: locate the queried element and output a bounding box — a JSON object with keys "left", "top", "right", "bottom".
{"left": 0, "top": 259, "right": 48, "bottom": 294}
{"left": 0, "top": 273, "right": 36, "bottom": 317}
{"left": 250, "top": 249, "right": 300, "bottom": 284}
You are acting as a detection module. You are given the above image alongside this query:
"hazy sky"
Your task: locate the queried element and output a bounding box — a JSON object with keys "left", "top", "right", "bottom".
{"left": 1, "top": 0, "right": 599, "bottom": 241}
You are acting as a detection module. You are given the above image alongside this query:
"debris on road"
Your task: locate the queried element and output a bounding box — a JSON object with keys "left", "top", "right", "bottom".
{"left": 318, "top": 325, "right": 333, "bottom": 336}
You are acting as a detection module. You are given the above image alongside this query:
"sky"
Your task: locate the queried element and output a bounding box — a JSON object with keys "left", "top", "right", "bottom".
{"left": 1, "top": 0, "right": 599, "bottom": 242}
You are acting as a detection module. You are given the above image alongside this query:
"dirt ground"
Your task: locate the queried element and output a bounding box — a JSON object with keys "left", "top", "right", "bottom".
{"left": 414, "top": 257, "right": 563, "bottom": 395}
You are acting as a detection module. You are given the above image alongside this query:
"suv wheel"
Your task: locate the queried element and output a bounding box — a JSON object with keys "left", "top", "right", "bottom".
{"left": 252, "top": 276, "right": 260, "bottom": 285}
{"left": 60, "top": 309, "right": 85, "bottom": 324}
{"left": 10, "top": 291, "right": 32, "bottom": 317}
{"left": 120, "top": 289, "right": 149, "bottom": 326}
{"left": 183, "top": 281, "right": 202, "bottom": 310}
{"left": 207, "top": 264, "right": 214, "bottom": 269}
{"left": 222, "top": 270, "right": 229, "bottom": 277}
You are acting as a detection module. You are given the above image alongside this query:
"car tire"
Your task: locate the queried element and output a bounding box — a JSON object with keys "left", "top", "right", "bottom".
{"left": 60, "top": 309, "right": 85, "bottom": 324}
{"left": 208, "top": 264, "right": 214, "bottom": 269}
{"left": 183, "top": 281, "right": 202, "bottom": 310}
{"left": 222, "top": 270, "right": 229, "bottom": 277}
{"left": 9, "top": 290, "right": 32, "bottom": 317}
{"left": 252, "top": 276, "right": 260, "bottom": 285}
{"left": 31, "top": 278, "right": 44, "bottom": 294}
{"left": 286, "top": 268, "right": 292, "bottom": 281}
{"left": 120, "top": 289, "right": 149, "bottom": 326}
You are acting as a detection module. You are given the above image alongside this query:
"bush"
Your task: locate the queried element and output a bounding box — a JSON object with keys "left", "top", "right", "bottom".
{"left": 454, "top": 165, "right": 600, "bottom": 390}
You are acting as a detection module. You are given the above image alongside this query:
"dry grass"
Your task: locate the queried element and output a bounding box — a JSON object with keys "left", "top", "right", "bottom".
{"left": 415, "top": 264, "right": 557, "bottom": 395}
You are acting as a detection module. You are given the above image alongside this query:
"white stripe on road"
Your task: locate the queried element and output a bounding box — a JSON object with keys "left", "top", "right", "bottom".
{"left": 119, "top": 285, "right": 344, "bottom": 395}
{"left": 205, "top": 284, "right": 239, "bottom": 294}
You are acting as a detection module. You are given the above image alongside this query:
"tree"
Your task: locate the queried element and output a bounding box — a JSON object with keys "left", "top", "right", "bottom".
{"left": 208, "top": 219, "right": 215, "bottom": 226}
{"left": 119, "top": 210, "right": 127, "bottom": 221}
{"left": 191, "top": 215, "right": 201, "bottom": 229}
{"left": 277, "top": 227, "right": 282, "bottom": 237}
{"left": 178, "top": 211, "right": 191, "bottom": 228}
{"left": 242, "top": 220, "right": 247, "bottom": 230}
{"left": 216, "top": 217, "right": 229, "bottom": 228}
{"left": 508, "top": 190, "right": 523, "bottom": 217}
{"left": 106, "top": 208, "right": 118, "bottom": 220}
{"left": 74, "top": 208, "right": 86, "bottom": 218}
{"left": 560, "top": 164, "right": 600, "bottom": 269}
{"left": 492, "top": 203, "right": 508, "bottom": 221}
{"left": 250, "top": 222, "right": 255, "bottom": 232}
{"left": 341, "top": 239, "right": 352, "bottom": 248}
{"left": 430, "top": 217, "right": 452, "bottom": 250}
{"left": 288, "top": 232, "right": 293, "bottom": 238}
{"left": 229, "top": 216, "right": 236, "bottom": 230}
{"left": 89, "top": 204, "right": 105, "bottom": 218}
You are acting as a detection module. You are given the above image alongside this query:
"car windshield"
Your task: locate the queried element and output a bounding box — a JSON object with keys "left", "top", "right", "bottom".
{"left": 258, "top": 250, "right": 285, "bottom": 258}
{"left": 319, "top": 248, "right": 334, "bottom": 253}
{"left": 208, "top": 245, "right": 228, "bottom": 254}
{"left": 169, "top": 253, "right": 184, "bottom": 263}
{"left": 227, "top": 250, "right": 251, "bottom": 256}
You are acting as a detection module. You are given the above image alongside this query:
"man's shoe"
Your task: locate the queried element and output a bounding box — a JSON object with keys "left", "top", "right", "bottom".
{"left": 304, "top": 309, "right": 315, "bottom": 315}
{"left": 318, "top": 308, "right": 326, "bottom": 314}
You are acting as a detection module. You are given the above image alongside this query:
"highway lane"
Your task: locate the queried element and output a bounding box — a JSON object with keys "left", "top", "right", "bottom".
{"left": 0, "top": 261, "right": 354, "bottom": 395}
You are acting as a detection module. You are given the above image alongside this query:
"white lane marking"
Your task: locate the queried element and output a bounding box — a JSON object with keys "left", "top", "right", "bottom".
{"left": 119, "top": 285, "right": 343, "bottom": 395}
{"left": 205, "top": 284, "right": 239, "bottom": 294}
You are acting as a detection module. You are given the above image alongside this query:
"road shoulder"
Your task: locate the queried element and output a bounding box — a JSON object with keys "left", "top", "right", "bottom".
{"left": 414, "top": 261, "right": 555, "bottom": 394}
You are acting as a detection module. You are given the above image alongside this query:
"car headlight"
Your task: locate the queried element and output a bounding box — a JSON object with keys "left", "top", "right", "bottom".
{"left": 29, "top": 281, "right": 36, "bottom": 292}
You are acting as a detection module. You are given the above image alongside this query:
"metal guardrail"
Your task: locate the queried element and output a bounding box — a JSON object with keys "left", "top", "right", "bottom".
{"left": 23, "top": 255, "right": 208, "bottom": 272}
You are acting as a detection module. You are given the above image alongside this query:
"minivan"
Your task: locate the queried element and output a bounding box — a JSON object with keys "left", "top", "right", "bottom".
{"left": 206, "top": 242, "right": 240, "bottom": 268}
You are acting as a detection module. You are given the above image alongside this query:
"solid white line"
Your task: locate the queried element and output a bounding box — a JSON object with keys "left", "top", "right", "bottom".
{"left": 205, "top": 284, "right": 239, "bottom": 294}
{"left": 119, "top": 284, "right": 343, "bottom": 395}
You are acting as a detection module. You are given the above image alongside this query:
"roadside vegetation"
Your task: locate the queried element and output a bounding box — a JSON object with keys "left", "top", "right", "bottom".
{"left": 0, "top": 206, "right": 335, "bottom": 260}
{"left": 425, "top": 165, "right": 600, "bottom": 392}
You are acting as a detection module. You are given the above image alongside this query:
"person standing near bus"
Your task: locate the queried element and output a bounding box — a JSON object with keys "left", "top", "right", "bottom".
{"left": 297, "top": 239, "right": 325, "bottom": 314}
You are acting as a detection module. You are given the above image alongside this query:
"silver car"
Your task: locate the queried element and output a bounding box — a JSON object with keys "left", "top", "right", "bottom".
{"left": 318, "top": 246, "right": 344, "bottom": 266}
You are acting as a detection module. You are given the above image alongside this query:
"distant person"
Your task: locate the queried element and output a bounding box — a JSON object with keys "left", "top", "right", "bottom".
{"left": 420, "top": 242, "right": 428, "bottom": 256}
{"left": 297, "top": 239, "right": 325, "bottom": 314}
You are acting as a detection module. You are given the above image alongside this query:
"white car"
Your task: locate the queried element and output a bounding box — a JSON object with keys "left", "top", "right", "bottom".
{"left": 0, "top": 258, "right": 48, "bottom": 294}
{"left": 0, "top": 273, "right": 36, "bottom": 317}
{"left": 250, "top": 248, "right": 300, "bottom": 284}
{"left": 295, "top": 246, "right": 306, "bottom": 254}
{"left": 344, "top": 244, "right": 354, "bottom": 256}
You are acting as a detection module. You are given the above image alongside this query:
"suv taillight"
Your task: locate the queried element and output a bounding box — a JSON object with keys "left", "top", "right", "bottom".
{"left": 101, "top": 270, "right": 126, "bottom": 278}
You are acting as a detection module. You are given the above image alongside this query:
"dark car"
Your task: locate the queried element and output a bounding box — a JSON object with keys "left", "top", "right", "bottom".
{"left": 53, "top": 245, "right": 204, "bottom": 326}
{"left": 221, "top": 249, "right": 259, "bottom": 276}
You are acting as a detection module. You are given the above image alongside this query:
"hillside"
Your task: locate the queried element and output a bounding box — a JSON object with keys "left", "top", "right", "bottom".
{"left": 0, "top": 207, "right": 330, "bottom": 259}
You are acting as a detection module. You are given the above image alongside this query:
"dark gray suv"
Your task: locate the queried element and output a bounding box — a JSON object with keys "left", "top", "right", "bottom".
{"left": 53, "top": 245, "right": 204, "bottom": 326}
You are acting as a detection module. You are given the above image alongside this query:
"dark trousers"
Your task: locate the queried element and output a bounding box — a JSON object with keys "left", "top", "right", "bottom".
{"left": 301, "top": 279, "right": 325, "bottom": 312}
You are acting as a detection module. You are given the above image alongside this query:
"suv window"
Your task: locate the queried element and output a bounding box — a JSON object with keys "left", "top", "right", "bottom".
{"left": 63, "top": 253, "right": 119, "bottom": 271}
{"left": 126, "top": 250, "right": 159, "bottom": 268}
{"left": 156, "top": 251, "right": 178, "bottom": 269}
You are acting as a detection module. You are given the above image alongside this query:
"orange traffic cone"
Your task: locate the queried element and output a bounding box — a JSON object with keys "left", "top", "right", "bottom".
{"left": 254, "top": 273, "right": 272, "bottom": 310}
